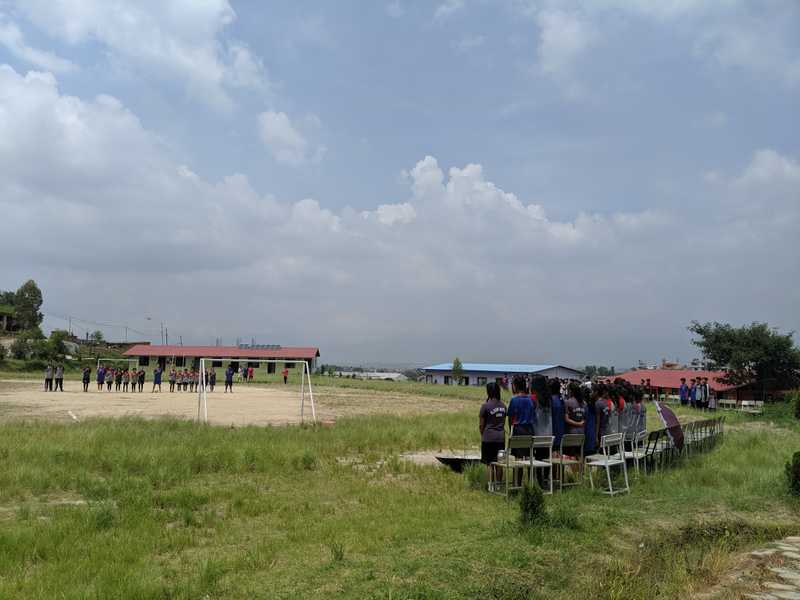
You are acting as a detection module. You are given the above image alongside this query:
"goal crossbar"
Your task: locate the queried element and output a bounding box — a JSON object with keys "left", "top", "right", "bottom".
{"left": 195, "top": 358, "right": 316, "bottom": 426}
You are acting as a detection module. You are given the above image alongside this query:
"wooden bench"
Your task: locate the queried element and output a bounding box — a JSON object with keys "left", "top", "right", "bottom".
{"left": 718, "top": 399, "right": 737, "bottom": 410}
{"left": 739, "top": 400, "right": 764, "bottom": 415}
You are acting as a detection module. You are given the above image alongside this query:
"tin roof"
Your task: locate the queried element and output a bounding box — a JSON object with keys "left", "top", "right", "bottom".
{"left": 612, "top": 368, "right": 738, "bottom": 392}
{"left": 423, "top": 363, "right": 582, "bottom": 375}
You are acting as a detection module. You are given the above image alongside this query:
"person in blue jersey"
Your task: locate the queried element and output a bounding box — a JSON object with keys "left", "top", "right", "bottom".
{"left": 224, "top": 365, "right": 234, "bottom": 393}
{"left": 549, "top": 378, "right": 565, "bottom": 449}
{"left": 689, "top": 378, "right": 698, "bottom": 409}
{"left": 679, "top": 377, "right": 689, "bottom": 406}
{"left": 152, "top": 366, "right": 162, "bottom": 393}
{"left": 507, "top": 375, "right": 535, "bottom": 457}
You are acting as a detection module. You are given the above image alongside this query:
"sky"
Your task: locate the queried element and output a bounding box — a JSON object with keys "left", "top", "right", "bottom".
{"left": 0, "top": 0, "right": 798, "bottom": 368}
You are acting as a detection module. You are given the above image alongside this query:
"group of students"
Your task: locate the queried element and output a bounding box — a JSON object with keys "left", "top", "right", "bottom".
{"left": 75, "top": 364, "right": 238, "bottom": 393}
{"left": 42, "top": 364, "right": 65, "bottom": 391}
{"left": 678, "top": 377, "right": 716, "bottom": 410}
{"left": 478, "top": 375, "right": 648, "bottom": 467}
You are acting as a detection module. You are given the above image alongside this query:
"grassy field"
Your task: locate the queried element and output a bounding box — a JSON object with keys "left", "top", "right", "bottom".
{"left": 0, "top": 383, "right": 798, "bottom": 599}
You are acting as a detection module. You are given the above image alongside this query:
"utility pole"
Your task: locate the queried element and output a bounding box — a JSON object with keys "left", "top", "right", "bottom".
{"left": 124, "top": 326, "right": 128, "bottom": 342}
{"left": 160, "top": 322, "right": 164, "bottom": 345}
{"left": 179, "top": 335, "right": 183, "bottom": 347}
{"left": 165, "top": 326, "right": 169, "bottom": 345}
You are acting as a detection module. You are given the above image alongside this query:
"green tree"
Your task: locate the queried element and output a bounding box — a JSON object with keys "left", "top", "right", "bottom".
{"left": 452, "top": 357, "right": 464, "bottom": 384}
{"left": 10, "top": 337, "right": 29, "bottom": 359}
{"left": 13, "top": 280, "right": 43, "bottom": 330}
{"left": 90, "top": 330, "right": 105, "bottom": 343}
{"left": 48, "top": 329, "right": 70, "bottom": 358}
{"left": 0, "top": 343, "right": 7, "bottom": 361}
{"left": 689, "top": 321, "right": 800, "bottom": 389}
{"left": 0, "top": 290, "right": 14, "bottom": 306}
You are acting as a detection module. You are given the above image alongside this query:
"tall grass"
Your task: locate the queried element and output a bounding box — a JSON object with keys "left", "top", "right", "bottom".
{"left": 0, "top": 410, "right": 798, "bottom": 599}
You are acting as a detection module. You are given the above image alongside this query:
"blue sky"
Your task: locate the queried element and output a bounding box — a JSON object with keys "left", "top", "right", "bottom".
{"left": 0, "top": 1, "right": 798, "bottom": 367}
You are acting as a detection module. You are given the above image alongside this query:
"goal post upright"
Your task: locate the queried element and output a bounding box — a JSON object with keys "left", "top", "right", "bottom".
{"left": 194, "top": 357, "right": 315, "bottom": 425}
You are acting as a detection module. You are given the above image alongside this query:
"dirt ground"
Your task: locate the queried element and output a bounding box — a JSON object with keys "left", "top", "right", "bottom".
{"left": 0, "top": 379, "right": 473, "bottom": 427}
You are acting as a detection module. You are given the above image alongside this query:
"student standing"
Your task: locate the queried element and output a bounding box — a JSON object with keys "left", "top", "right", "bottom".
{"left": 106, "top": 369, "right": 114, "bottom": 391}
{"left": 689, "top": 379, "right": 697, "bottom": 409}
{"left": 209, "top": 368, "right": 216, "bottom": 392}
{"left": 583, "top": 385, "right": 597, "bottom": 455}
{"left": 137, "top": 369, "right": 145, "bottom": 392}
{"left": 507, "top": 376, "right": 535, "bottom": 456}
{"left": 168, "top": 368, "right": 176, "bottom": 392}
{"left": 152, "top": 366, "right": 162, "bottom": 393}
{"left": 593, "top": 385, "right": 611, "bottom": 448}
{"left": 225, "top": 365, "right": 234, "bottom": 393}
{"left": 96, "top": 365, "right": 105, "bottom": 391}
{"left": 82, "top": 366, "right": 91, "bottom": 392}
{"left": 122, "top": 369, "right": 130, "bottom": 392}
{"left": 479, "top": 381, "right": 507, "bottom": 481}
{"left": 704, "top": 378, "right": 715, "bottom": 411}
{"left": 679, "top": 378, "right": 689, "bottom": 406}
{"left": 282, "top": 367, "right": 289, "bottom": 385}
{"left": 44, "top": 364, "right": 53, "bottom": 392}
{"left": 564, "top": 382, "right": 586, "bottom": 435}
{"left": 115, "top": 368, "right": 123, "bottom": 391}
{"left": 549, "top": 378, "right": 565, "bottom": 449}
{"left": 55, "top": 364, "right": 64, "bottom": 392}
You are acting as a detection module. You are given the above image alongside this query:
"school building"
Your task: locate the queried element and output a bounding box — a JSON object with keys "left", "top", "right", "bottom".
{"left": 613, "top": 368, "right": 780, "bottom": 403}
{"left": 122, "top": 344, "right": 320, "bottom": 372}
{"left": 422, "top": 363, "right": 584, "bottom": 386}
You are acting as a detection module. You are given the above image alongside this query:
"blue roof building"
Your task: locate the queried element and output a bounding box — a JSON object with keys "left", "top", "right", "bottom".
{"left": 422, "top": 362, "right": 584, "bottom": 386}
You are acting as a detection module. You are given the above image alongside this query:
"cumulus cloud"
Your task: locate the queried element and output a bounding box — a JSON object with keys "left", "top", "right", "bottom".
{"left": 0, "top": 65, "right": 797, "bottom": 364}
{"left": 0, "top": 17, "right": 77, "bottom": 73}
{"left": 257, "top": 111, "right": 326, "bottom": 167}
{"left": 7, "top": 0, "right": 269, "bottom": 109}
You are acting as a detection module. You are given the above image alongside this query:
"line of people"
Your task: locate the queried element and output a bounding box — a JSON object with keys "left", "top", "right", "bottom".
{"left": 479, "top": 375, "right": 648, "bottom": 469}
{"left": 678, "top": 376, "right": 716, "bottom": 410}
{"left": 75, "top": 364, "right": 237, "bottom": 393}
{"left": 42, "top": 364, "right": 65, "bottom": 391}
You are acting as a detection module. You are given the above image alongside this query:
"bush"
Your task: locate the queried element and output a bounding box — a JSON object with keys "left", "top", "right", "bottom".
{"left": 463, "top": 463, "right": 488, "bottom": 491}
{"left": 793, "top": 392, "right": 800, "bottom": 420}
{"left": 787, "top": 451, "right": 800, "bottom": 496}
{"left": 10, "top": 337, "right": 29, "bottom": 359}
{"left": 519, "top": 481, "right": 546, "bottom": 527}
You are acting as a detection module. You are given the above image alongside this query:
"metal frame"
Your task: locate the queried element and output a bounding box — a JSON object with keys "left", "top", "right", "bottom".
{"left": 195, "top": 358, "right": 316, "bottom": 426}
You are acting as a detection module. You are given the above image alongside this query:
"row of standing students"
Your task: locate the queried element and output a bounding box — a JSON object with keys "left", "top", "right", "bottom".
{"left": 479, "top": 375, "right": 648, "bottom": 466}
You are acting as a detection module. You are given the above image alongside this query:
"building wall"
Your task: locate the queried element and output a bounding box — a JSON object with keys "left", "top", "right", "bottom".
{"left": 425, "top": 366, "right": 583, "bottom": 386}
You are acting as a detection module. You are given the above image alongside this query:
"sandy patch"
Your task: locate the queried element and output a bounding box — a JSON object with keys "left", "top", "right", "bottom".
{"left": 0, "top": 379, "right": 472, "bottom": 427}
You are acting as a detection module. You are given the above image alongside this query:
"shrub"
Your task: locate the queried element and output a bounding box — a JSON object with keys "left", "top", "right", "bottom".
{"left": 793, "top": 392, "right": 800, "bottom": 421}
{"left": 10, "top": 337, "right": 29, "bottom": 359}
{"left": 548, "top": 503, "right": 581, "bottom": 530}
{"left": 519, "top": 481, "right": 546, "bottom": 527}
{"left": 787, "top": 451, "right": 800, "bottom": 496}
{"left": 463, "top": 463, "right": 487, "bottom": 491}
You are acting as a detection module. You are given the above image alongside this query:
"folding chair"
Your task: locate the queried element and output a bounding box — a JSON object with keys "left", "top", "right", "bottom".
{"left": 489, "top": 436, "right": 533, "bottom": 500}
{"left": 586, "top": 433, "right": 629, "bottom": 495}
{"left": 551, "top": 433, "right": 583, "bottom": 492}
{"left": 531, "top": 435, "right": 555, "bottom": 495}
{"left": 623, "top": 430, "right": 647, "bottom": 477}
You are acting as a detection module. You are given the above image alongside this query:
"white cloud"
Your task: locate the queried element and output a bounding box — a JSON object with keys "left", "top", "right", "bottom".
{"left": 0, "top": 65, "right": 797, "bottom": 363}
{"left": 9, "top": 0, "right": 269, "bottom": 110}
{"left": 257, "top": 111, "right": 326, "bottom": 167}
{"left": 536, "top": 9, "right": 595, "bottom": 78}
{"left": 0, "top": 17, "right": 77, "bottom": 73}
{"left": 386, "top": 2, "right": 405, "bottom": 18}
{"left": 434, "top": 0, "right": 465, "bottom": 21}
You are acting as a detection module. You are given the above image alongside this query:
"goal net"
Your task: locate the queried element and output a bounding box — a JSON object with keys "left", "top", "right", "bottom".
{"left": 196, "top": 358, "right": 316, "bottom": 425}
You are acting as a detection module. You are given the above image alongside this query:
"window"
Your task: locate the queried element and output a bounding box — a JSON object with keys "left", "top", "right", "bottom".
{"left": 284, "top": 362, "right": 294, "bottom": 369}
{"left": 425, "top": 375, "right": 432, "bottom": 384}
{"left": 444, "top": 376, "right": 451, "bottom": 385}
{"left": 267, "top": 362, "right": 276, "bottom": 374}
{"left": 175, "top": 356, "right": 185, "bottom": 367}
{"left": 139, "top": 356, "right": 150, "bottom": 366}
{"left": 460, "top": 376, "right": 470, "bottom": 386}
{"left": 477, "top": 377, "right": 487, "bottom": 386}
{"left": 212, "top": 360, "right": 222, "bottom": 368}
{"left": 247, "top": 361, "right": 260, "bottom": 368}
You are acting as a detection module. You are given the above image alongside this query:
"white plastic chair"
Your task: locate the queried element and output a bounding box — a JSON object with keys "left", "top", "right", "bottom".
{"left": 586, "top": 433, "right": 629, "bottom": 495}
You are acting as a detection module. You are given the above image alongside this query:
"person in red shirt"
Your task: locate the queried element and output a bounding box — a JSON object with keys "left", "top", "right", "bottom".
{"left": 248, "top": 366, "right": 254, "bottom": 383}
{"left": 282, "top": 367, "right": 289, "bottom": 384}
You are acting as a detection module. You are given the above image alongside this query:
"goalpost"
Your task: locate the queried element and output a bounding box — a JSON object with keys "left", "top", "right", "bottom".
{"left": 196, "top": 358, "right": 316, "bottom": 426}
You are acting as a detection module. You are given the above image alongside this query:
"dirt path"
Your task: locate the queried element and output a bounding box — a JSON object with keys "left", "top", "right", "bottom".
{"left": 0, "top": 379, "right": 473, "bottom": 426}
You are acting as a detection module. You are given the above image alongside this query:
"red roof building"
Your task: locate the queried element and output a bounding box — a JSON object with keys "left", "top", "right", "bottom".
{"left": 122, "top": 344, "right": 320, "bottom": 371}
{"left": 614, "top": 368, "right": 738, "bottom": 393}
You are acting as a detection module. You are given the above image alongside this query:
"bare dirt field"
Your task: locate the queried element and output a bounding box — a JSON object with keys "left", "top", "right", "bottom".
{"left": 0, "top": 379, "right": 473, "bottom": 426}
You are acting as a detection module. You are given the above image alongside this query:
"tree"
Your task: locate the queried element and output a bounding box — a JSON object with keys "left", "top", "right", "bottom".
{"left": 689, "top": 321, "right": 800, "bottom": 389}
{"left": 452, "top": 357, "right": 464, "bottom": 385}
{"left": 0, "top": 343, "right": 6, "bottom": 361}
{"left": 48, "top": 329, "right": 70, "bottom": 358}
{"left": 90, "top": 330, "right": 105, "bottom": 343}
{"left": 0, "top": 290, "right": 14, "bottom": 306}
{"left": 10, "top": 337, "right": 29, "bottom": 359}
{"left": 13, "top": 280, "right": 43, "bottom": 330}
